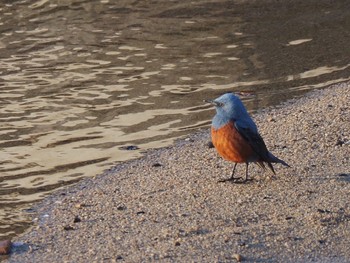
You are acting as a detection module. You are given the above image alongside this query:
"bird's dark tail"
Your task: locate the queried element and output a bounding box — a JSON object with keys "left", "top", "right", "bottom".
{"left": 267, "top": 152, "right": 290, "bottom": 167}
{"left": 257, "top": 153, "right": 289, "bottom": 175}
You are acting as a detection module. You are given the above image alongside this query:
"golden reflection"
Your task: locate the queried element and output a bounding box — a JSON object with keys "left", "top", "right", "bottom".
{"left": 287, "top": 39, "right": 313, "bottom": 46}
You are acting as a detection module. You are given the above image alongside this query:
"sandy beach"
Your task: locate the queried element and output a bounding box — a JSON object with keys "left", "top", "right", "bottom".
{"left": 4, "top": 82, "right": 350, "bottom": 262}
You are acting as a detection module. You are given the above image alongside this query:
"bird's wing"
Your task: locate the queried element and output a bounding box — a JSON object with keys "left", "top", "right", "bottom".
{"left": 234, "top": 120, "right": 276, "bottom": 174}
{"left": 233, "top": 120, "right": 270, "bottom": 162}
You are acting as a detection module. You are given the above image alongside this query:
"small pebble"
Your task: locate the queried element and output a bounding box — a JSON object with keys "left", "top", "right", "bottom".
{"left": 207, "top": 141, "right": 214, "bottom": 148}
{"left": 335, "top": 139, "right": 344, "bottom": 146}
{"left": 233, "top": 253, "right": 242, "bottom": 262}
{"left": 119, "top": 145, "right": 139, "bottom": 151}
{"left": 117, "top": 205, "right": 127, "bottom": 211}
{"left": 75, "top": 203, "right": 86, "bottom": 208}
{"left": 73, "top": 216, "right": 81, "bottom": 223}
{"left": 63, "top": 225, "right": 75, "bottom": 231}
{"left": 317, "top": 209, "right": 331, "bottom": 214}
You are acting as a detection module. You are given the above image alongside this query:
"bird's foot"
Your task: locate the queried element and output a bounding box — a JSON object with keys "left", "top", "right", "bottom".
{"left": 218, "top": 177, "right": 250, "bottom": 184}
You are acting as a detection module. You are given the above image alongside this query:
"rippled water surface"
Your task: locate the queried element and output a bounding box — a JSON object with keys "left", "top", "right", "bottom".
{"left": 0, "top": 0, "right": 349, "bottom": 239}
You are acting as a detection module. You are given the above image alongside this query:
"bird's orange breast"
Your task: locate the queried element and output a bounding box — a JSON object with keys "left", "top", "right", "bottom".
{"left": 211, "top": 121, "right": 255, "bottom": 163}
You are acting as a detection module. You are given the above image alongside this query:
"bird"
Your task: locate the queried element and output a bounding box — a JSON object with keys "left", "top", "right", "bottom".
{"left": 205, "top": 93, "right": 289, "bottom": 183}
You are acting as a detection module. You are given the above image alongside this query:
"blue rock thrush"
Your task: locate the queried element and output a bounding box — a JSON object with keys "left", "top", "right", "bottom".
{"left": 206, "top": 93, "right": 289, "bottom": 183}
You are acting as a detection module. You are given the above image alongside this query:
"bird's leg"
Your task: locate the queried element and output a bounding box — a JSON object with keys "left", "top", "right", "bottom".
{"left": 218, "top": 163, "right": 245, "bottom": 183}
{"left": 243, "top": 162, "right": 249, "bottom": 182}
{"left": 218, "top": 163, "right": 252, "bottom": 183}
{"left": 230, "top": 163, "right": 238, "bottom": 179}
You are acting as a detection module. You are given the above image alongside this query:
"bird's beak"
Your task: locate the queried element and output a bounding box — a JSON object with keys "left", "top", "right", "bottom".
{"left": 204, "top": 99, "right": 222, "bottom": 107}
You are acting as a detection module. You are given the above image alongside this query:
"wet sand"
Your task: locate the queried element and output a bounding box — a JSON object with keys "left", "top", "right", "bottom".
{"left": 6, "top": 82, "right": 350, "bottom": 262}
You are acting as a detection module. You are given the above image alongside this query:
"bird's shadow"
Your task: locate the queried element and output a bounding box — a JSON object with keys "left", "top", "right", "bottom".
{"left": 217, "top": 178, "right": 254, "bottom": 184}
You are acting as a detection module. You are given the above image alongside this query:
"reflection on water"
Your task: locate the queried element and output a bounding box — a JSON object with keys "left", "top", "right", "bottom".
{"left": 0, "top": 0, "right": 349, "bottom": 239}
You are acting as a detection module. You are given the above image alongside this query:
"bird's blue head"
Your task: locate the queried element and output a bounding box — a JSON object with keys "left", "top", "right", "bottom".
{"left": 206, "top": 93, "right": 255, "bottom": 130}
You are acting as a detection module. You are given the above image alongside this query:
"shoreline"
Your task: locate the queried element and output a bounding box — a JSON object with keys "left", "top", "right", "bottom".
{"left": 5, "top": 82, "right": 350, "bottom": 262}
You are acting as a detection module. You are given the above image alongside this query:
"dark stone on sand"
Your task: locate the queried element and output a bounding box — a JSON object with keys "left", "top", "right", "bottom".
{"left": 116, "top": 205, "right": 127, "bottom": 211}
{"left": 335, "top": 139, "right": 344, "bottom": 146}
{"left": 63, "top": 225, "right": 75, "bottom": 231}
{"left": 119, "top": 145, "right": 139, "bottom": 151}
{"left": 317, "top": 209, "right": 331, "bottom": 214}
{"left": 207, "top": 141, "right": 214, "bottom": 148}
{"left": 73, "top": 216, "right": 81, "bottom": 223}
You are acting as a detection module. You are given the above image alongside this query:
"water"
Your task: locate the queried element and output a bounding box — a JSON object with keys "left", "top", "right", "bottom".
{"left": 0, "top": 0, "right": 349, "bottom": 240}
